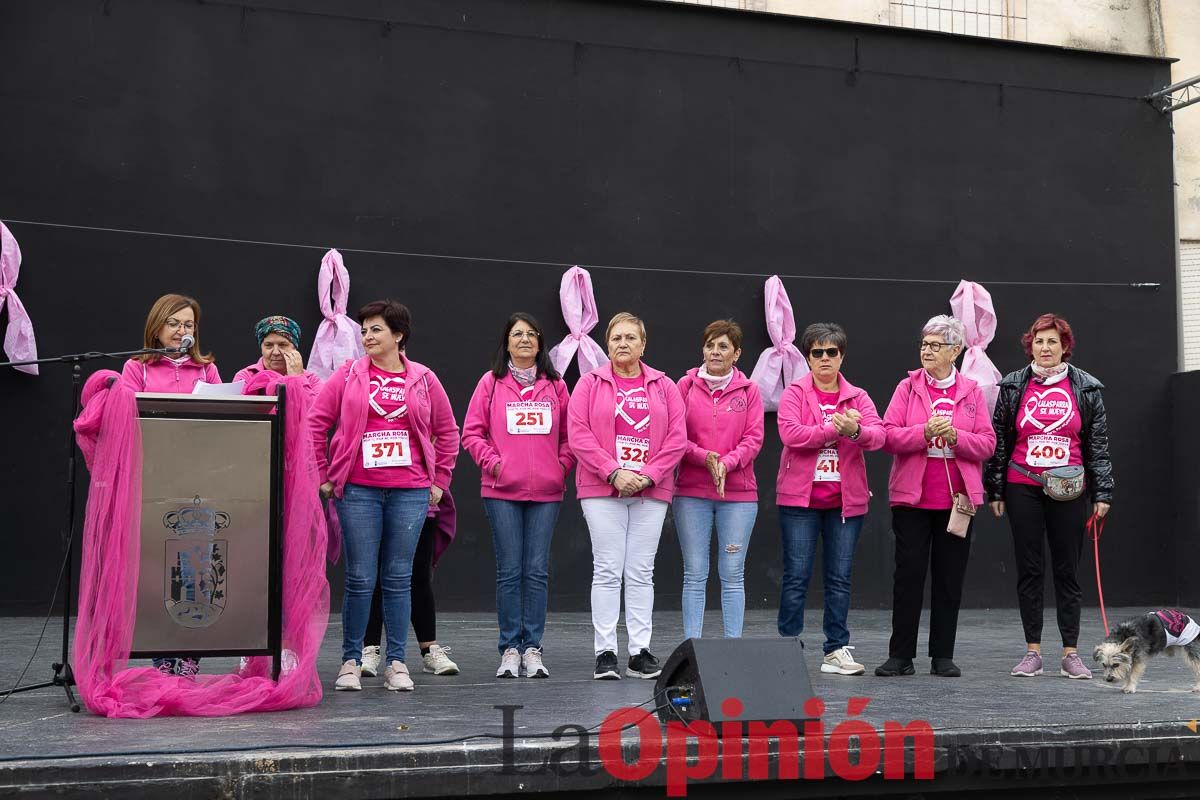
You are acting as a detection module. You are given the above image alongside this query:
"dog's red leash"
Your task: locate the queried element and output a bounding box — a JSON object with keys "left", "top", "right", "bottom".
{"left": 1088, "top": 512, "right": 1109, "bottom": 635}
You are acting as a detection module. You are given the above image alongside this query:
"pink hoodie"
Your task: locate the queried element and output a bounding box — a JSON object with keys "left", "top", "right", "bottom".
{"left": 309, "top": 355, "right": 460, "bottom": 498}
{"left": 461, "top": 371, "right": 575, "bottom": 502}
{"left": 675, "top": 368, "right": 763, "bottom": 502}
{"left": 567, "top": 361, "right": 687, "bottom": 504}
{"left": 120, "top": 357, "right": 220, "bottom": 393}
{"left": 234, "top": 359, "right": 323, "bottom": 403}
{"left": 882, "top": 369, "right": 997, "bottom": 507}
{"left": 776, "top": 373, "right": 885, "bottom": 517}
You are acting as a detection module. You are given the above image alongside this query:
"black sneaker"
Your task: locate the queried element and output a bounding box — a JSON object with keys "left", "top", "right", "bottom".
{"left": 874, "top": 657, "right": 915, "bottom": 677}
{"left": 626, "top": 649, "right": 662, "bottom": 679}
{"left": 931, "top": 658, "right": 961, "bottom": 677}
{"left": 594, "top": 650, "right": 621, "bottom": 680}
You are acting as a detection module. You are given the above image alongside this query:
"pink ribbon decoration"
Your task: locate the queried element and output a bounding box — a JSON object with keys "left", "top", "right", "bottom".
{"left": 750, "top": 276, "right": 808, "bottom": 412}
{"left": 950, "top": 279, "right": 1002, "bottom": 414}
{"left": 0, "top": 222, "right": 38, "bottom": 375}
{"left": 548, "top": 266, "right": 608, "bottom": 377}
{"left": 307, "top": 249, "right": 364, "bottom": 380}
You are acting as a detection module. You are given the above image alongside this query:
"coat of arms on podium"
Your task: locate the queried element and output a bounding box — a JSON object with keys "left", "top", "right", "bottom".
{"left": 163, "top": 496, "right": 230, "bottom": 628}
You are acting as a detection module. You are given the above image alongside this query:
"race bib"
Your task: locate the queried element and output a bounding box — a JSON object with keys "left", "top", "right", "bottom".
{"left": 361, "top": 430, "right": 412, "bottom": 468}
{"left": 616, "top": 435, "right": 651, "bottom": 472}
{"left": 814, "top": 448, "right": 841, "bottom": 482}
{"left": 506, "top": 401, "right": 552, "bottom": 435}
{"left": 927, "top": 435, "right": 955, "bottom": 459}
{"left": 1027, "top": 434, "right": 1070, "bottom": 468}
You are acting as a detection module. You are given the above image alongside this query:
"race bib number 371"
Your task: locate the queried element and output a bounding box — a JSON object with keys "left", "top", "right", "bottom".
{"left": 361, "top": 430, "right": 412, "bottom": 468}
{"left": 506, "top": 401, "right": 552, "bottom": 435}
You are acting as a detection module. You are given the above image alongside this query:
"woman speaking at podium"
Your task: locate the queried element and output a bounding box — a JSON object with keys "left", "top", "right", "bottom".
{"left": 310, "top": 299, "right": 460, "bottom": 694}
{"left": 119, "top": 293, "right": 221, "bottom": 678}
{"left": 120, "top": 293, "right": 221, "bottom": 394}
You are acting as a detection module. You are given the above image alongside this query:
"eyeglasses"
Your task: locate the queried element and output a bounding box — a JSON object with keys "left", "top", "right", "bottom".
{"left": 809, "top": 347, "right": 841, "bottom": 359}
{"left": 510, "top": 331, "right": 538, "bottom": 340}
{"left": 165, "top": 319, "right": 196, "bottom": 332}
{"left": 919, "top": 341, "right": 955, "bottom": 352}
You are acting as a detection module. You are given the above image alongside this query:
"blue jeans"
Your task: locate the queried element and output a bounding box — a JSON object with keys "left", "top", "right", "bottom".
{"left": 336, "top": 484, "right": 430, "bottom": 664}
{"left": 674, "top": 497, "right": 757, "bottom": 639}
{"left": 777, "top": 506, "right": 864, "bottom": 654}
{"left": 483, "top": 499, "right": 561, "bottom": 653}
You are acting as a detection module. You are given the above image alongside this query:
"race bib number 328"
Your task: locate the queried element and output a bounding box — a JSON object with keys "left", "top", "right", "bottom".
{"left": 616, "top": 435, "right": 650, "bottom": 472}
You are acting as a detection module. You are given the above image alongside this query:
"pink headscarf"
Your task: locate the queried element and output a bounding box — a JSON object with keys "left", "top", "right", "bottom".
{"left": 548, "top": 266, "right": 607, "bottom": 378}
{"left": 0, "top": 222, "right": 38, "bottom": 375}
{"left": 72, "top": 371, "right": 329, "bottom": 717}
{"left": 750, "top": 276, "right": 808, "bottom": 412}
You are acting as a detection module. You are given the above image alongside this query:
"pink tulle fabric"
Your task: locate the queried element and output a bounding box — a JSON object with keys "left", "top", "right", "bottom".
{"left": 950, "top": 279, "right": 1002, "bottom": 414}
{"left": 750, "top": 276, "right": 808, "bottom": 412}
{"left": 73, "top": 370, "right": 329, "bottom": 718}
{"left": 548, "top": 266, "right": 608, "bottom": 377}
{"left": 307, "top": 249, "right": 364, "bottom": 380}
{"left": 0, "top": 222, "right": 38, "bottom": 375}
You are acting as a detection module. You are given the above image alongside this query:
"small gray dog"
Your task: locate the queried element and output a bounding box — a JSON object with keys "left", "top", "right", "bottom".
{"left": 1093, "top": 609, "right": 1200, "bottom": 694}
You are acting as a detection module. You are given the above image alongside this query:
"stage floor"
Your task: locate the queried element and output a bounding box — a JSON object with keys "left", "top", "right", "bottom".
{"left": 3, "top": 607, "right": 1200, "bottom": 798}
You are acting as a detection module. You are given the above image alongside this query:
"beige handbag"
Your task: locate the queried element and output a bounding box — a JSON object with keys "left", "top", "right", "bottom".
{"left": 941, "top": 450, "right": 975, "bottom": 538}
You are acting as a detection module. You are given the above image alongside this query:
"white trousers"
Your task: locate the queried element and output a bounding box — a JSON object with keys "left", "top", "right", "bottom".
{"left": 581, "top": 497, "right": 669, "bottom": 656}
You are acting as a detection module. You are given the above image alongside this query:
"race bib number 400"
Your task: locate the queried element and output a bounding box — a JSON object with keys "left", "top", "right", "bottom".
{"left": 361, "top": 430, "right": 412, "bottom": 468}
{"left": 1026, "top": 434, "right": 1070, "bottom": 468}
{"left": 616, "top": 435, "right": 651, "bottom": 472}
{"left": 814, "top": 448, "right": 841, "bottom": 482}
{"left": 506, "top": 401, "right": 552, "bottom": 435}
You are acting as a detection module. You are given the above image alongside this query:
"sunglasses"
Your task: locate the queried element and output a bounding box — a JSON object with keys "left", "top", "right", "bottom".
{"left": 809, "top": 347, "right": 841, "bottom": 359}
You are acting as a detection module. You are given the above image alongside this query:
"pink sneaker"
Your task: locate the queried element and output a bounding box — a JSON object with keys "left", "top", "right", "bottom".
{"left": 1010, "top": 650, "right": 1042, "bottom": 677}
{"left": 1060, "top": 652, "right": 1092, "bottom": 680}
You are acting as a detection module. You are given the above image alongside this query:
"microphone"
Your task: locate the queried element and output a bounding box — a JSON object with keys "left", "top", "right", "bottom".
{"left": 178, "top": 334, "right": 195, "bottom": 353}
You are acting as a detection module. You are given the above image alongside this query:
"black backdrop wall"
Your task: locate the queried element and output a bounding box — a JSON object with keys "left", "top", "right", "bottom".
{"left": 0, "top": 0, "right": 1178, "bottom": 616}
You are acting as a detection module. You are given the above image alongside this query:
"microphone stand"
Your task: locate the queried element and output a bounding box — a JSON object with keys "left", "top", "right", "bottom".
{"left": 0, "top": 346, "right": 184, "bottom": 711}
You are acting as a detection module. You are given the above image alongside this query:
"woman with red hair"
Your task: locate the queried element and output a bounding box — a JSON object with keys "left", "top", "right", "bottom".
{"left": 985, "top": 313, "right": 1113, "bottom": 681}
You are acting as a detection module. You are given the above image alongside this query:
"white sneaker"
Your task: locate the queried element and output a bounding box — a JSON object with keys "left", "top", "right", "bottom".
{"left": 360, "top": 645, "right": 382, "bottom": 678}
{"left": 496, "top": 647, "right": 521, "bottom": 678}
{"left": 335, "top": 659, "right": 362, "bottom": 691}
{"left": 821, "top": 646, "right": 866, "bottom": 676}
{"left": 522, "top": 647, "right": 549, "bottom": 678}
{"left": 384, "top": 660, "right": 414, "bottom": 691}
{"left": 422, "top": 644, "right": 460, "bottom": 675}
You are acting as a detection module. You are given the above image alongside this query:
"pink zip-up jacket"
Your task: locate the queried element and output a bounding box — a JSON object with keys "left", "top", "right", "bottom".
{"left": 882, "top": 369, "right": 997, "bottom": 507}
{"left": 461, "top": 371, "right": 575, "bottom": 502}
{"left": 234, "top": 358, "right": 323, "bottom": 403}
{"left": 120, "top": 357, "right": 220, "bottom": 393}
{"left": 676, "top": 368, "right": 763, "bottom": 502}
{"left": 309, "top": 355, "right": 460, "bottom": 498}
{"left": 567, "top": 361, "right": 687, "bottom": 504}
{"left": 776, "top": 373, "right": 885, "bottom": 516}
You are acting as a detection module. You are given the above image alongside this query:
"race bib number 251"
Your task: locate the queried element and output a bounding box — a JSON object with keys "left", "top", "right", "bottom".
{"left": 506, "top": 401, "right": 552, "bottom": 435}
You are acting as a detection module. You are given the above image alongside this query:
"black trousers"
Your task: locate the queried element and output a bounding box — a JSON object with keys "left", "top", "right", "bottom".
{"left": 1005, "top": 483, "right": 1088, "bottom": 648}
{"left": 365, "top": 517, "right": 438, "bottom": 647}
{"left": 888, "top": 507, "right": 973, "bottom": 660}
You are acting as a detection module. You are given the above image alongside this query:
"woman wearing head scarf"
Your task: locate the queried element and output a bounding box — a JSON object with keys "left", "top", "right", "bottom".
{"left": 234, "top": 315, "right": 323, "bottom": 400}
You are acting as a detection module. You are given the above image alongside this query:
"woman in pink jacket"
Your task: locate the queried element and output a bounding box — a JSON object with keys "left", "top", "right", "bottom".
{"left": 120, "top": 293, "right": 220, "bottom": 395}
{"left": 120, "top": 293, "right": 220, "bottom": 679}
{"left": 675, "top": 319, "right": 763, "bottom": 641}
{"left": 876, "top": 315, "right": 996, "bottom": 679}
{"left": 568, "top": 312, "right": 687, "bottom": 681}
{"left": 233, "top": 315, "right": 322, "bottom": 401}
{"left": 310, "top": 300, "right": 460, "bottom": 693}
{"left": 776, "top": 323, "right": 885, "bottom": 677}
{"left": 462, "top": 312, "right": 574, "bottom": 680}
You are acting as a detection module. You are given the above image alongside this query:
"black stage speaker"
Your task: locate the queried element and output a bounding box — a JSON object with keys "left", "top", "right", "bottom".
{"left": 653, "top": 637, "right": 815, "bottom": 728}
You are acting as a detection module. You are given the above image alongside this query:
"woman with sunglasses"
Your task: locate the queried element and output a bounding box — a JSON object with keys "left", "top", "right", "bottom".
{"left": 120, "top": 293, "right": 221, "bottom": 679}
{"left": 775, "top": 323, "right": 884, "bottom": 676}
{"left": 463, "top": 313, "right": 574, "bottom": 679}
{"left": 876, "top": 315, "right": 995, "bottom": 679}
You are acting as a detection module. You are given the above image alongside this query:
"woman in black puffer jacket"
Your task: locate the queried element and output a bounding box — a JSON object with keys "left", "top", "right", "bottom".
{"left": 985, "top": 313, "right": 1112, "bottom": 683}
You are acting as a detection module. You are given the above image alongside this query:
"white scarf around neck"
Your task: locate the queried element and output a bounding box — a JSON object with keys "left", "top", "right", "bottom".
{"left": 924, "top": 365, "right": 957, "bottom": 390}
{"left": 698, "top": 365, "right": 734, "bottom": 393}
{"left": 1031, "top": 361, "right": 1069, "bottom": 385}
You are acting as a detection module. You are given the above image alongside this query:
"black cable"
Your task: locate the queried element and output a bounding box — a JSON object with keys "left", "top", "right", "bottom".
{"left": 0, "top": 532, "right": 73, "bottom": 707}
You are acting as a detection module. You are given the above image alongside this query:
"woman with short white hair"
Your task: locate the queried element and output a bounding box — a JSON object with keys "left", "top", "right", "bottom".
{"left": 876, "top": 315, "right": 996, "bottom": 679}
